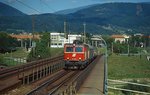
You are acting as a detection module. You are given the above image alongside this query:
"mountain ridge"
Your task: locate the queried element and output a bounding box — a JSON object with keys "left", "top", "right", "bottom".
{"left": 0, "top": 2, "right": 26, "bottom": 16}
{"left": 0, "top": 2, "right": 150, "bottom": 35}
{"left": 54, "top": 4, "right": 96, "bottom": 15}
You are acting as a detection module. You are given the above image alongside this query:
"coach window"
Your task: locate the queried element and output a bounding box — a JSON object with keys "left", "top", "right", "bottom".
{"left": 75, "top": 47, "right": 83, "bottom": 52}
{"left": 66, "top": 47, "right": 73, "bottom": 52}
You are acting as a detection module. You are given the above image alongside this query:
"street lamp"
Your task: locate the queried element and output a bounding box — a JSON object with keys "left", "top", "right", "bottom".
{"left": 83, "top": 22, "right": 86, "bottom": 44}
{"left": 99, "top": 37, "right": 108, "bottom": 95}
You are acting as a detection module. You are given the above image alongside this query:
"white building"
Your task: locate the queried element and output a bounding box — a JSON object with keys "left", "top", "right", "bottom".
{"left": 111, "top": 34, "right": 130, "bottom": 43}
{"left": 50, "top": 33, "right": 81, "bottom": 48}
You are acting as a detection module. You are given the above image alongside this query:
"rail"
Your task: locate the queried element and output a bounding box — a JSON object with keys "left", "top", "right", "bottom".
{"left": 50, "top": 55, "right": 100, "bottom": 95}
{"left": 0, "top": 55, "right": 64, "bottom": 94}
{"left": 26, "top": 70, "right": 69, "bottom": 95}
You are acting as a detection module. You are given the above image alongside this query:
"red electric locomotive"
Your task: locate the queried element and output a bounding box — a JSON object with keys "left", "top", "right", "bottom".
{"left": 64, "top": 41, "right": 95, "bottom": 69}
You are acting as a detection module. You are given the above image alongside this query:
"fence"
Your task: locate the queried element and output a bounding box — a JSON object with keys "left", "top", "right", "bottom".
{"left": 108, "top": 79, "right": 150, "bottom": 94}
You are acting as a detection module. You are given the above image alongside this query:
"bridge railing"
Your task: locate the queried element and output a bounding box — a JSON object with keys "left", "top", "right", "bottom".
{"left": 108, "top": 79, "right": 150, "bottom": 95}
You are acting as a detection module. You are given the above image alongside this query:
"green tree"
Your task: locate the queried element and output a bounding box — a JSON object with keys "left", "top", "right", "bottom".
{"left": 40, "top": 32, "right": 50, "bottom": 47}
{"left": 102, "top": 35, "right": 114, "bottom": 48}
{"left": 0, "top": 32, "right": 19, "bottom": 53}
{"left": 27, "top": 32, "right": 51, "bottom": 61}
{"left": 0, "top": 54, "right": 4, "bottom": 65}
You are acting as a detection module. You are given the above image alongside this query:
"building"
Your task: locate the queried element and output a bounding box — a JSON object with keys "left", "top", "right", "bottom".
{"left": 10, "top": 34, "right": 40, "bottom": 40}
{"left": 10, "top": 34, "right": 40, "bottom": 48}
{"left": 50, "top": 33, "right": 81, "bottom": 48}
{"left": 91, "top": 35, "right": 103, "bottom": 47}
{"left": 111, "top": 34, "right": 130, "bottom": 43}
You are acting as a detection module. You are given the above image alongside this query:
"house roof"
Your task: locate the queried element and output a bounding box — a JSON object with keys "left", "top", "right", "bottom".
{"left": 111, "top": 35, "right": 129, "bottom": 39}
{"left": 111, "top": 35, "right": 125, "bottom": 38}
{"left": 10, "top": 34, "right": 40, "bottom": 39}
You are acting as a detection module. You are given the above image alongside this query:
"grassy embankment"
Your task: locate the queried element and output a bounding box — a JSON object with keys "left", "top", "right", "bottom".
{"left": 108, "top": 54, "right": 150, "bottom": 95}
{"left": 108, "top": 54, "right": 150, "bottom": 79}
{"left": 49, "top": 48, "right": 64, "bottom": 57}
{"left": 0, "top": 48, "right": 29, "bottom": 66}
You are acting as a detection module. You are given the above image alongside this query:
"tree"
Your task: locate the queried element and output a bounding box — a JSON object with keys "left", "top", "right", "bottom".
{"left": 40, "top": 32, "right": 50, "bottom": 47}
{"left": 0, "top": 54, "right": 4, "bottom": 65}
{"left": 102, "top": 35, "right": 114, "bottom": 48}
{"left": 27, "top": 32, "right": 51, "bottom": 61}
{"left": 0, "top": 32, "right": 19, "bottom": 53}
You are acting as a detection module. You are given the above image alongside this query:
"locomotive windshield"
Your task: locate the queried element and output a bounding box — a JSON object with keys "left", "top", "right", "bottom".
{"left": 75, "top": 47, "right": 83, "bottom": 52}
{"left": 66, "top": 47, "right": 73, "bottom": 52}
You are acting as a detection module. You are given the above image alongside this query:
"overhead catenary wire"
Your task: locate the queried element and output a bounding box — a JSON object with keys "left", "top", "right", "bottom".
{"left": 40, "top": 0, "right": 56, "bottom": 13}
{"left": 15, "top": 0, "right": 41, "bottom": 14}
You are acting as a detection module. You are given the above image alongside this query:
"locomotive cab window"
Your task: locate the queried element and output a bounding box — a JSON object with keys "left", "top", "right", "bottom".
{"left": 75, "top": 47, "right": 83, "bottom": 52}
{"left": 66, "top": 47, "right": 73, "bottom": 52}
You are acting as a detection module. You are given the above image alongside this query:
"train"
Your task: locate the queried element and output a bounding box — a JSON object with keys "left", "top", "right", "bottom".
{"left": 64, "top": 40, "right": 96, "bottom": 69}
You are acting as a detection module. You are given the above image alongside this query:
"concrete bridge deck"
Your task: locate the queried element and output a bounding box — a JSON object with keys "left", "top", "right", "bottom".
{"left": 77, "top": 55, "right": 105, "bottom": 95}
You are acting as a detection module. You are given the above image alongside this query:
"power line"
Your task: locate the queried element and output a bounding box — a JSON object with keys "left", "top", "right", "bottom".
{"left": 40, "top": 0, "right": 56, "bottom": 13}
{"left": 15, "top": 0, "right": 41, "bottom": 14}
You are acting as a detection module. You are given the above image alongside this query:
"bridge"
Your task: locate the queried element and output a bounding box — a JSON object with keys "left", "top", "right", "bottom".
{"left": 0, "top": 54, "right": 107, "bottom": 95}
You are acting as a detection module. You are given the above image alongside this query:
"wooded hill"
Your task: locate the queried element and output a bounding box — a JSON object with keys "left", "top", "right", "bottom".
{"left": 0, "top": 2, "right": 150, "bottom": 35}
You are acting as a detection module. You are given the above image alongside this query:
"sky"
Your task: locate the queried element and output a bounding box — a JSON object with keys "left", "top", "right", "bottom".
{"left": 1, "top": 0, "right": 150, "bottom": 14}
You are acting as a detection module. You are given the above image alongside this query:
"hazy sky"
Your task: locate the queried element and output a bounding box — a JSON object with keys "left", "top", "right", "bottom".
{"left": 1, "top": 0, "right": 150, "bottom": 14}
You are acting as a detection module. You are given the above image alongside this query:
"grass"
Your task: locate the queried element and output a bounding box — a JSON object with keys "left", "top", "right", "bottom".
{"left": 108, "top": 54, "right": 150, "bottom": 95}
{"left": 0, "top": 48, "right": 28, "bottom": 67}
{"left": 3, "top": 58, "right": 19, "bottom": 66}
{"left": 49, "top": 48, "right": 64, "bottom": 57}
{"left": 3, "top": 48, "right": 29, "bottom": 58}
{"left": 1, "top": 48, "right": 64, "bottom": 67}
{"left": 108, "top": 54, "right": 150, "bottom": 79}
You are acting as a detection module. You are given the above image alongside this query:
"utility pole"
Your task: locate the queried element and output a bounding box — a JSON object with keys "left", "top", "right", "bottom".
{"left": 64, "top": 21, "right": 67, "bottom": 39}
{"left": 32, "top": 15, "right": 35, "bottom": 46}
{"left": 32, "top": 16, "right": 35, "bottom": 57}
{"left": 111, "top": 42, "right": 113, "bottom": 54}
{"left": 49, "top": 33, "right": 51, "bottom": 57}
{"left": 128, "top": 43, "right": 130, "bottom": 56}
{"left": 29, "top": 38, "right": 32, "bottom": 48}
{"left": 21, "top": 39, "right": 23, "bottom": 48}
{"left": 83, "top": 22, "right": 86, "bottom": 44}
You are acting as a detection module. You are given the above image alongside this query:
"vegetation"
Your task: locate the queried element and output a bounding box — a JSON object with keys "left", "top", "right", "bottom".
{"left": 3, "top": 48, "right": 29, "bottom": 58}
{"left": 0, "top": 48, "right": 28, "bottom": 66}
{"left": 27, "top": 32, "right": 50, "bottom": 61}
{"left": 0, "top": 54, "right": 4, "bottom": 65}
{"left": 108, "top": 54, "right": 150, "bottom": 79}
{"left": 50, "top": 48, "right": 64, "bottom": 57}
{"left": 0, "top": 32, "right": 19, "bottom": 53}
{"left": 1, "top": 2, "right": 150, "bottom": 34}
{"left": 108, "top": 54, "right": 150, "bottom": 95}
{"left": 102, "top": 34, "right": 150, "bottom": 54}
{"left": 122, "top": 80, "right": 150, "bottom": 94}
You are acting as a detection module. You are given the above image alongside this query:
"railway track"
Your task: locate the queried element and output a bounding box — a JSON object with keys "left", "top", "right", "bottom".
{"left": 0, "top": 55, "right": 64, "bottom": 94}
{"left": 26, "top": 55, "right": 101, "bottom": 95}
{"left": 1, "top": 55, "right": 101, "bottom": 95}
{"left": 26, "top": 70, "right": 79, "bottom": 95}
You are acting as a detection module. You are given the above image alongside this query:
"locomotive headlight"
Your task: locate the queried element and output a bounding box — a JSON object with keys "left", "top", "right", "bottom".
{"left": 67, "top": 57, "right": 69, "bottom": 60}
{"left": 79, "top": 57, "right": 81, "bottom": 60}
